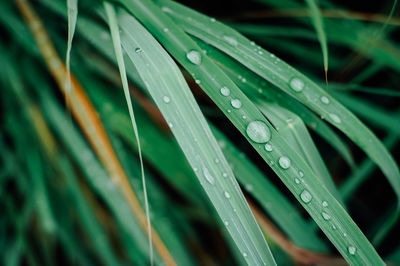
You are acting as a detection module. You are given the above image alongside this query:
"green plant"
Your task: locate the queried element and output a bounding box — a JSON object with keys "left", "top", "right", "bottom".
{"left": 1, "top": 0, "right": 399, "bottom": 265}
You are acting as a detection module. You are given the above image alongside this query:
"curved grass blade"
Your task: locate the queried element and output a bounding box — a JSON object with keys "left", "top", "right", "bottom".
{"left": 116, "top": 9, "right": 276, "bottom": 265}
{"left": 258, "top": 102, "right": 342, "bottom": 204}
{"left": 304, "top": 0, "right": 329, "bottom": 79}
{"left": 159, "top": 0, "right": 400, "bottom": 210}
{"left": 117, "top": 0, "right": 384, "bottom": 263}
{"left": 103, "top": 3, "right": 153, "bottom": 264}
{"left": 211, "top": 126, "right": 330, "bottom": 252}
{"left": 197, "top": 41, "right": 355, "bottom": 168}
{"left": 65, "top": 0, "right": 77, "bottom": 110}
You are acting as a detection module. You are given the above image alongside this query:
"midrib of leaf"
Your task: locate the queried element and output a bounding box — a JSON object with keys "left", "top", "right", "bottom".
{"left": 103, "top": 3, "right": 153, "bottom": 265}
{"left": 117, "top": 9, "right": 276, "bottom": 265}
{"left": 117, "top": 0, "right": 385, "bottom": 263}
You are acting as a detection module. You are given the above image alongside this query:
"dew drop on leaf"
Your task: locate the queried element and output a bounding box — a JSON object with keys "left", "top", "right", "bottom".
{"left": 289, "top": 77, "right": 305, "bottom": 92}
{"left": 220, "top": 86, "right": 230, "bottom": 96}
{"left": 163, "top": 96, "right": 170, "bottom": 103}
{"left": 224, "top": 191, "right": 231, "bottom": 198}
{"left": 322, "top": 201, "right": 328, "bottom": 207}
{"left": 322, "top": 212, "right": 331, "bottom": 220}
{"left": 278, "top": 156, "right": 291, "bottom": 169}
{"left": 348, "top": 246, "right": 356, "bottom": 255}
{"left": 300, "top": 190, "right": 312, "bottom": 203}
{"left": 246, "top": 121, "right": 271, "bottom": 143}
{"left": 321, "top": 96, "right": 330, "bottom": 104}
{"left": 329, "top": 113, "right": 342, "bottom": 123}
{"left": 202, "top": 167, "right": 215, "bottom": 185}
{"left": 231, "top": 99, "right": 242, "bottom": 109}
{"left": 222, "top": 35, "right": 238, "bottom": 46}
{"left": 264, "top": 143, "right": 273, "bottom": 152}
{"left": 186, "top": 50, "right": 202, "bottom": 65}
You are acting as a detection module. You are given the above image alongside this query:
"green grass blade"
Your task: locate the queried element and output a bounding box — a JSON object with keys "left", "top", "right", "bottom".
{"left": 117, "top": 0, "right": 385, "bottom": 263}
{"left": 103, "top": 3, "right": 153, "bottom": 264}
{"left": 117, "top": 9, "right": 276, "bottom": 265}
{"left": 66, "top": 0, "right": 77, "bottom": 102}
{"left": 211, "top": 126, "right": 330, "bottom": 252}
{"left": 159, "top": 0, "right": 400, "bottom": 207}
{"left": 258, "top": 102, "right": 342, "bottom": 204}
{"left": 304, "top": 0, "right": 329, "bottom": 78}
{"left": 197, "top": 41, "right": 355, "bottom": 168}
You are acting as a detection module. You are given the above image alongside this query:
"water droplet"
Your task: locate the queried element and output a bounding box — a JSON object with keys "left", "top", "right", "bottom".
{"left": 168, "top": 122, "right": 173, "bottom": 128}
{"left": 222, "top": 35, "right": 238, "bottom": 46}
{"left": 321, "top": 96, "right": 330, "bottom": 104}
{"left": 246, "top": 121, "right": 271, "bottom": 143}
{"left": 242, "top": 115, "right": 247, "bottom": 119}
{"left": 163, "top": 96, "right": 170, "bottom": 103}
{"left": 231, "top": 99, "right": 242, "bottom": 109}
{"left": 264, "top": 143, "right": 273, "bottom": 151}
{"left": 214, "top": 158, "right": 219, "bottom": 164}
{"left": 332, "top": 224, "right": 337, "bottom": 230}
{"left": 210, "top": 18, "right": 216, "bottom": 22}
{"left": 224, "top": 221, "right": 229, "bottom": 226}
{"left": 220, "top": 87, "right": 230, "bottom": 96}
{"left": 322, "top": 212, "right": 331, "bottom": 221}
{"left": 329, "top": 113, "right": 341, "bottom": 123}
{"left": 322, "top": 201, "right": 328, "bottom": 207}
{"left": 348, "top": 246, "right": 356, "bottom": 255}
{"left": 278, "top": 156, "right": 291, "bottom": 169}
{"left": 243, "top": 252, "right": 248, "bottom": 257}
{"left": 186, "top": 50, "right": 202, "bottom": 65}
{"left": 241, "top": 78, "right": 247, "bottom": 83}
{"left": 224, "top": 191, "right": 231, "bottom": 198}
{"left": 298, "top": 171, "right": 304, "bottom": 177}
{"left": 135, "top": 47, "right": 142, "bottom": 53}
{"left": 163, "top": 28, "right": 169, "bottom": 33}
{"left": 289, "top": 77, "right": 305, "bottom": 92}
{"left": 195, "top": 79, "right": 201, "bottom": 84}
{"left": 250, "top": 41, "right": 255, "bottom": 46}
{"left": 222, "top": 173, "right": 228, "bottom": 177}
{"left": 258, "top": 50, "right": 263, "bottom": 55}
{"left": 202, "top": 167, "right": 215, "bottom": 185}
{"left": 295, "top": 178, "right": 300, "bottom": 184}
{"left": 300, "top": 190, "right": 312, "bottom": 203}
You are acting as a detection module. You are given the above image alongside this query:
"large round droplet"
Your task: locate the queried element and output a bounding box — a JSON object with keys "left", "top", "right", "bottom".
{"left": 186, "top": 50, "right": 202, "bottom": 65}
{"left": 348, "top": 246, "right": 356, "bottom": 255}
{"left": 220, "top": 87, "right": 230, "bottom": 96}
{"left": 289, "top": 77, "right": 305, "bottom": 92}
{"left": 246, "top": 121, "right": 271, "bottom": 143}
{"left": 278, "top": 156, "right": 291, "bottom": 169}
{"left": 231, "top": 99, "right": 242, "bottom": 109}
{"left": 202, "top": 167, "right": 215, "bottom": 185}
{"left": 300, "top": 190, "right": 312, "bottom": 203}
